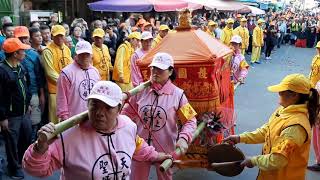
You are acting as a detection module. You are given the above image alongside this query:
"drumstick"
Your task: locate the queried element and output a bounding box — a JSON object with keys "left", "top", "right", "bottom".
{"left": 234, "top": 82, "right": 241, "bottom": 90}
{"left": 39, "top": 80, "right": 151, "bottom": 142}
{"left": 211, "top": 160, "right": 243, "bottom": 168}
{"left": 159, "top": 121, "right": 207, "bottom": 172}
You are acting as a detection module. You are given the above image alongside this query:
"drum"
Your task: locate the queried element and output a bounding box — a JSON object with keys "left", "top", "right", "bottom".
{"left": 207, "top": 143, "right": 245, "bottom": 177}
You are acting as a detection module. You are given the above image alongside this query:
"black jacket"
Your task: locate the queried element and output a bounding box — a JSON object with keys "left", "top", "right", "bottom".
{"left": 0, "top": 60, "right": 31, "bottom": 121}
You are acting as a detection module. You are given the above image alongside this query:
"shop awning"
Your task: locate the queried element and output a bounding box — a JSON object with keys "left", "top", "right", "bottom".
{"left": 245, "top": 5, "right": 265, "bottom": 14}
{"left": 88, "top": 0, "right": 202, "bottom": 12}
{"left": 184, "top": 0, "right": 248, "bottom": 11}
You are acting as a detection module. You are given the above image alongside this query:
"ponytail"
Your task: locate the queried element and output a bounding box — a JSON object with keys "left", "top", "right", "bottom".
{"left": 296, "top": 88, "right": 320, "bottom": 126}
{"left": 168, "top": 66, "right": 176, "bottom": 81}
{"left": 307, "top": 88, "right": 320, "bottom": 126}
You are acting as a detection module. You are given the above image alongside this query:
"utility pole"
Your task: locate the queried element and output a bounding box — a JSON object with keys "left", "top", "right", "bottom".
{"left": 12, "top": 0, "right": 23, "bottom": 24}
{"left": 302, "top": 0, "right": 306, "bottom": 10}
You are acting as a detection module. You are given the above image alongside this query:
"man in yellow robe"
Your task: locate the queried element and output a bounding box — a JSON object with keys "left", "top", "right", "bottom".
{"left": 251, "top": 19, "right": 265, "bottom": 64}
{"left": 92, "top": 28, "right": 113, "bottom": 80}
{"left": 152, "top": 25, "right": 169, "bottom": 48}
{"left": 309, "top": 42, "right": 320, "bottom": 87}
{"left": 113, "top": 32, "right": 141, "bottom": 91}
{"left": 220, "top": 18, "right": 234, "bottom": 46}
{"left": 233, "top": 18, "right": 249, "bottom": 55}
{"left": 41, "top": 25, "right": 72, "bottom": 124}
{"left": 206, "top": 21, "right": 217, "bottom": 38}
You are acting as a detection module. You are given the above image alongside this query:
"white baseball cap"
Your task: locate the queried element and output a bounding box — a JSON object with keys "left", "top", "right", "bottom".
{"left": 75, "top": 41, "right": 93, "bottom": 55}
{"left": 141, "top": 31, "right": 153, "bottom": 40}
{"left": 230, "top": 35, "right": 242, "bottom": 44}
{"left": 87, "top": 81, "right": 123, "bottom": 107}
{"left": 148, "top": 52, "right": 174, "bottom": 70}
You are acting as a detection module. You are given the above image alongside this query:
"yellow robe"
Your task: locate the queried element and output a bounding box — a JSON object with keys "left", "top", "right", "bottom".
{"left": 92, "top": 44, "right": 113, "bottom": 80}
{"left": 206, "top": 29, "right": 215, "bottom": 38}
{"left": 233, "top": 26, "right": 249, "bottom": 55}
{"left": 220, "top": 26, "right": 233, "bottom": 46}
{"left": 42, "top": 42, "right": 72, "bottom": 94}
{"left": 112, "top": 41, "right": 134, "bottom": 91}
{"left": 42, "top": 42, "right": 72, "bottom": 124}
{"left": 152, "top": 34, "right": 162, "bottom": 48}
{"left": 240, "top": 104, "right": 311, "bottom": 180}
{"left": 309, "top": 54, "right": 320, "bottom": 87}
{"left": 252, "top": 26, "right": 264, "bottom": 47}
{"left": 251, "top": 26, "right": 264, "bottom": 63}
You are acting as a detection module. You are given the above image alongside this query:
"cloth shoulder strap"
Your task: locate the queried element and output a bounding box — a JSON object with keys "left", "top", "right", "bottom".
{"left": 60, "top": 133, "right": 66, "bottom": 167}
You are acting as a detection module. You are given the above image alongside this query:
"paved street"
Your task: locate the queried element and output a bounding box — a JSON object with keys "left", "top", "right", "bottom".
{"left": 1, "top": 45, "right": 320, "bottom": 179}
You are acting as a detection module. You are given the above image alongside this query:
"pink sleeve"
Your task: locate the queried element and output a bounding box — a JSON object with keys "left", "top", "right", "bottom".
{"left": 239, "top": 68, "right": 248, "bottom": 79}
{"left": 132, "top": 138, "right": 159, "bottom": 162}
{"left": 121, "top": 94, "right": 139, "bottom": 122}
{"left": 22, "top": 141, "right": 63, "bottom": 177}
{"left": 56, "top": 72, "right": 71, "bottom": 120}
{"left": 238, "top": 58, "right": 249, "bottom": 79}
{"left": 178, "top": 95, "right": 197, "bottom": 144}
{"left": 130, "top": 53, "right": 143, "bottom": 87}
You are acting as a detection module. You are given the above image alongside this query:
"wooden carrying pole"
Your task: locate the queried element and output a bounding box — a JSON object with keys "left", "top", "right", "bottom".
{"left": 40, "top": 80, "right": 151, "bottom": 142}
{"left": 159, "top": 121, "right": 207, "bottom": 172}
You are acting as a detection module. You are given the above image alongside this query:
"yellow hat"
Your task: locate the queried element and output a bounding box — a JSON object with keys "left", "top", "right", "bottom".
{"left": 227, "top": 18, "right": 234, "bottom": 24}
{"left": 268, "top": 74, "right": 311, "bottom": 95}
{"left": 316, "top": 41, "right": 320, "bottom": 48}
{"left": 240, "top": 18, "right": 247, "bottom": 22}
{"left": 257, "top": 19, "right": 265, "bottom": 24}
{"left": 159, "top": 25, "right": 169, "bottom": 31}
{"left": 92, "top": 28, "right": 105, "bottom": 38}
{"left": 128, "top": 32, "right": 141, "bottom": 40}
{"left": 51, "top": 25, "right": 66, "bottom": 37}
{"left": 208, "top": 21, "right": 217, "bottom": 26}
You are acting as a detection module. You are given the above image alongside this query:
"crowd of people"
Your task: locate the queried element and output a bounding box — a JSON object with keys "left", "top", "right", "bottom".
{"left": 0, "top": 7, "right": 320, "bottom": 180}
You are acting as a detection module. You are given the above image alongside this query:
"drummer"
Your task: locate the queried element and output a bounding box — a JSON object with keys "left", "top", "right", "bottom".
{"left": 22, "top": 81, "right": 171, "bottom": 179}
{"left": 224, "top": 74, "right": 319, "bottom": 180}
{"left": 121, "top": 52, "right": 197, "bottom": 180}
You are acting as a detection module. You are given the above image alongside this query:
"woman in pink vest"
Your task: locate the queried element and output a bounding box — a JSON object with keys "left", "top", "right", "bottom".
{"left": 131, "top": 31, "right": 153, "bottom": 87}
{"left": 56, "top": 41, "right": 101, "bottom": 121}
{"left": 122, "top": 52, "right": 197, "bottom": 180}
{"left": 230, "top": 35, "right": 249, "bottom": 84}
{"left": 22, "top": 81, "right": 171, "bottom": 180}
